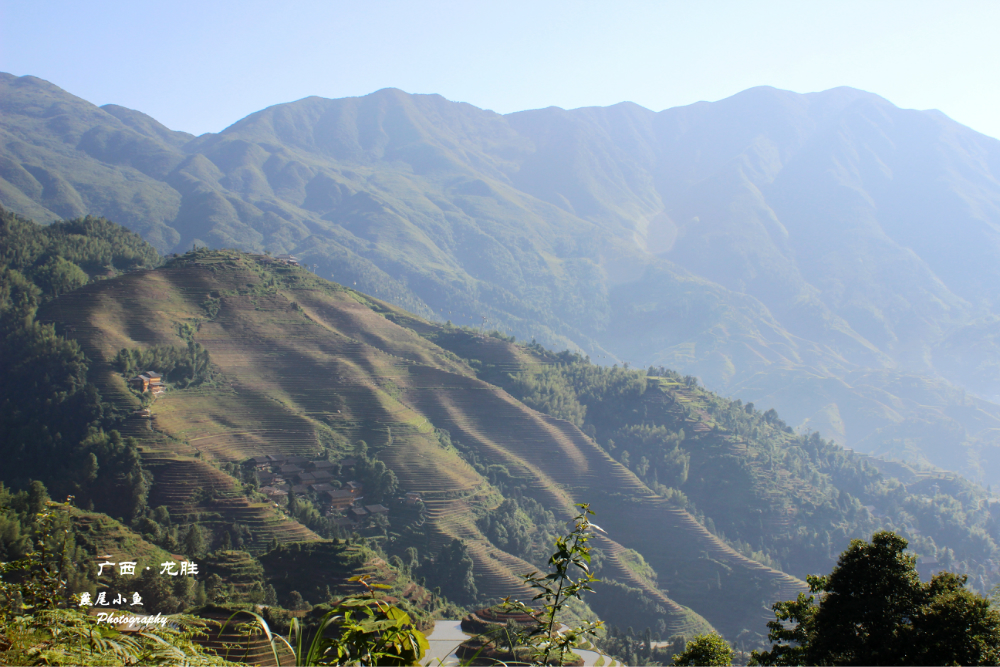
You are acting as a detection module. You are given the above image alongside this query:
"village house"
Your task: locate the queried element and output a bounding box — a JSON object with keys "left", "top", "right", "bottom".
{"left": 319, "top": 489, "right": 356, "bottom": 511}
{"left": 345, "top": 481, "right": 363, "bottom": 495}
{"left": 275, "top": 254, "right": 299, "bottom": 266}
{"left": 310, "top": 470, "right": 334, "bottom": 483}
{"left": 248, "top": 457, "right": 270, "bottom": 471}
{"left": 405, "top": 492, "right": 422, "bottom": 505}
{"left": 131, "top": 371, "right": 166, "bottom": 395}
{"left": 365, "top": 504, "right": 389, "bottom": 516}
{"left": 279, "top": 464, "right": 303, "bottom": 476}
{"left": 308, "top": 460, "right": 335, "bottom": 472}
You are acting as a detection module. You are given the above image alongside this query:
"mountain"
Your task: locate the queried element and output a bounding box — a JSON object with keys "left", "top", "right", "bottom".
{"left": 6, "top": 210, "right": 1000, "bottom": 643}
{"left": 4, "top": 73, "right": 1000, "bottom": 484}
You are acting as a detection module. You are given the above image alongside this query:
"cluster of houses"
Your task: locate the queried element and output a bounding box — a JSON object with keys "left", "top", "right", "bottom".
{"left": 131, "top": 371, "right": 166, "bottom": 395}
{"left": 249, "top": 454, "right": 420, "bottom": 531}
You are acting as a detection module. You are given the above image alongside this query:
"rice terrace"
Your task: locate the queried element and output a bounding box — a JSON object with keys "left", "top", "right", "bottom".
{"left": 6, "top": 9, "right": 1000, "bottom": 662}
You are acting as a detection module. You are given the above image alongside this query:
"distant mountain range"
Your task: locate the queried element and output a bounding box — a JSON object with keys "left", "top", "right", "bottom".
{"left": 4, "top": 72, "right": 1000, "bottom": 483}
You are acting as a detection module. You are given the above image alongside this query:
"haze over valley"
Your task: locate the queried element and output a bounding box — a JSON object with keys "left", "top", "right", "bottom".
{"left": 4, "top": 72, "right": 1000, "bottom": 484}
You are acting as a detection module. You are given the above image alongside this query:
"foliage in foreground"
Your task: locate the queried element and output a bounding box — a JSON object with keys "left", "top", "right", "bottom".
{"left": 753, "top": 530, "right": 1000, "bottom": 665}
{"left": 248, "top": 504, "right": 604, "bottom": 665}
{"left": 228, "top": 575, "right": 428, "bottom": 666}
{"left": 498, "top": 504, "right": 604, "bottom": 665}
{"left": 1, "top": 609, "right": 235, "bottom": 666}
{"left": 671, "top": 631, "right": 733, "bottom": 666}
{"left": 8, "top": 494, "right": 1000, "bottom": 666}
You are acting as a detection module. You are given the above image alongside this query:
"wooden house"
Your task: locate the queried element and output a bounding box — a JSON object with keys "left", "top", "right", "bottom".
{"left": 320, "top": 489, "right": 356, "bottom": 511}
{"left": 248, "top": 457, "right": 270, "bottom": 471}
{"left": 345, "top": 481, "right": 363, "bottom": 495}
{"left": 131, "top": 371, "right": 165, "bottom": 394}
{"left": 365, "top": 504, "right": 389, "bottom": 515}
{"left": 405, "top": 492, "right": 422, "bottom": 505}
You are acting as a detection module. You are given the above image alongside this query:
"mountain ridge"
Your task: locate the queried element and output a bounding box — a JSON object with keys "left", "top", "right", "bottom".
{"left": 5, "top": 72, "right": 1000, "bottom": 484}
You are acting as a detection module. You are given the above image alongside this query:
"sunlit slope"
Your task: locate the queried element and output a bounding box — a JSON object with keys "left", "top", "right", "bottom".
{"left": 38, "top": 252, "right": 797, "bottom": 633}
{"left": 39, "top": 262, "right": 319, "bottom": 549}
{"left": 400, "top": 334, "right": 806, "bottom": 635}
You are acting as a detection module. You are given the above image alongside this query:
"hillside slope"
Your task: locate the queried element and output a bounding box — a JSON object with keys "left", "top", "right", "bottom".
{"left": 37, "top": 250, "right": 816, "bottom": 637}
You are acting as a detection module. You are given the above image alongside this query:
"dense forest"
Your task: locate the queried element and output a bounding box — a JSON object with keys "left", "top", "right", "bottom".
{"left": 0, "top": 208, "right": 161, "bottom": 518}
{"left": 459, "top": 342, "right": 1000, "bottom": 594}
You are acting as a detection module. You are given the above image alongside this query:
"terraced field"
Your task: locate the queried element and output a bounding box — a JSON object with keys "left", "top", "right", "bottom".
{"left": 38, "top": 251, "right": 805, "bottom": 637}
{"left": 69, "top": 508, "right": 175, "bottom": 567}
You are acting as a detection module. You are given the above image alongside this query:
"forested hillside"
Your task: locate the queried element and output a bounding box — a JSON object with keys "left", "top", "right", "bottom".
{"left": 4, "top": 212, "right": 997, "bottom": 645}
{"left": 464, "top": 346, "right": 1000, "bottom": 592}
{"left": 0, "top": 208, "right": 161, "bottom": 514}
{"left": 4, "top": 73, "right": 1000, "bottom": 485}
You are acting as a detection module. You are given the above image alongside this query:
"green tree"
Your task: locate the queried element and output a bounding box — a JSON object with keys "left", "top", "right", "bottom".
{"left": 431, "top": 539, "right": 477, "bottom": 604}
{"left": 183, "top": 524, "right": 206, "bottom": 558}
{"left": 672, "top": 632, "right": 733, "bottom": 666}
{"left": 753, "top": 530, "right": 1000, "bottom": 665}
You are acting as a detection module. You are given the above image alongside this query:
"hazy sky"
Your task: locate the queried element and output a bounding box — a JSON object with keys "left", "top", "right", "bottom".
{"left": 2, "top": 1, "right": 998, "bottom": 139}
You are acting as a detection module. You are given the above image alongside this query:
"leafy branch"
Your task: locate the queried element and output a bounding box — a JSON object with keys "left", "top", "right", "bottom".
{"left": 502, "top": 503, "right": 606, "bottom": 665}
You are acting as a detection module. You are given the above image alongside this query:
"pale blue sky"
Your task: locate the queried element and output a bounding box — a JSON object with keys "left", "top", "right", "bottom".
{"left": 2, "top": 1, "right": 998, "bottom": 138}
